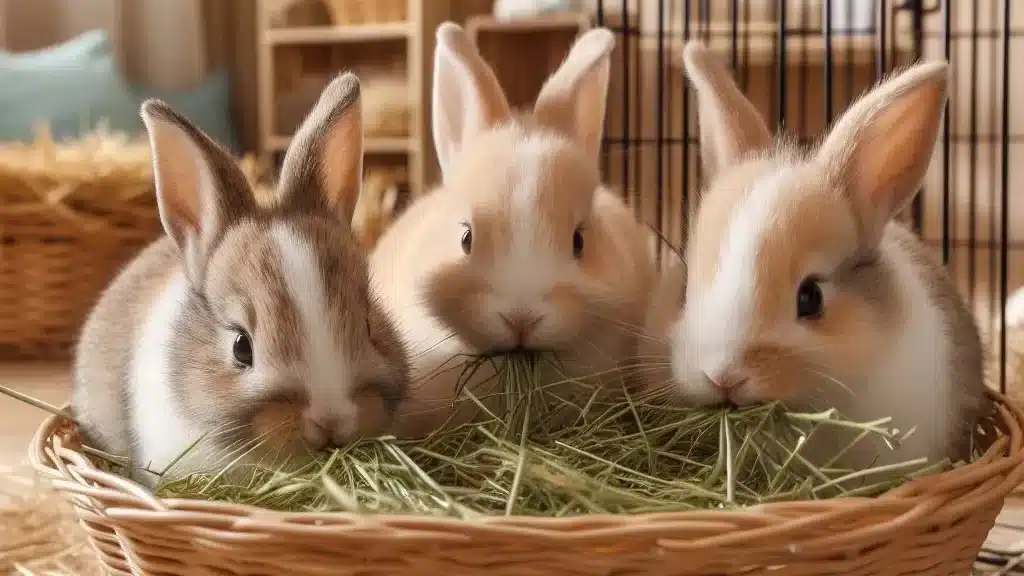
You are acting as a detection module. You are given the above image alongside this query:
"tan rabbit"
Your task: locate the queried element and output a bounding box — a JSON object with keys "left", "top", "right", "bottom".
{"left": 640, "top": 42, "right": 990, "bottom": 468}
{"left": 72, "top": 74, "right": 410, "bottom": 486}
{"left": 371, "top": 23, "right": 656, "bottom": 438}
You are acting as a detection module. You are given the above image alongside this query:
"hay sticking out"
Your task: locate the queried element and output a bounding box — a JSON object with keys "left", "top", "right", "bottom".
{"left": 0, "top": 467, "right": 101, "bottom": 575}
{"left": 0, "top": 123, "right": 271, "bottom": 216}
{"left": 155, "top": 354, "right": 954, "bottom": 517}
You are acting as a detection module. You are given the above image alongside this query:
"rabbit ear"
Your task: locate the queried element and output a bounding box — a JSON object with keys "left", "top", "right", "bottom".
{"left": 533, "top": 27, "right": 615, "bottom": 164}
{"left": 432, "top": 21, "right": 511, "bottom": 179}
{"left": 277, "top": 72, "right": 363, "bottom": 224}
{"left": 682, "top": 41, "right": 771, "bottom": 181}
{"left": 816, "top": 61, "right": 948, "bottom": 247}
{"left": 141, "top": 100, "right": 256, "bottom": 282}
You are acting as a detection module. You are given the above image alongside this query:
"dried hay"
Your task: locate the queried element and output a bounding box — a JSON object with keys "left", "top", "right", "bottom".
{"left": 0, "top": 123, "right": 273, "bottom": 231}
{"left": 0, "top": 466, "right": 100, "bottom": 576}
{"left": 0, "top": 354, "right": 964, "bottom": 519}
{"left": 363, "top": 73, "right": 411, "bottom": 138}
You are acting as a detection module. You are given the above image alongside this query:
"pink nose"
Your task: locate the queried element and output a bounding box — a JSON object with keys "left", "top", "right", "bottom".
{"left": 706, "top": 370, "right": 748, "bottom": 390}
{"left": 302, "top": 413, "right": 351, "bottom": 449}
{"left": 499, "top": 311, "right": 542, "bottom": 345}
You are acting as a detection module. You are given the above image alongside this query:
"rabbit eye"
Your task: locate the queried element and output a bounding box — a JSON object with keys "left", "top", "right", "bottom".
{"left": 460, "top": 223, "right": 472, "bottom": 255}
{"left": 572, "top": 227, "right": 584, "bottom": 259}
{"left": 796, "top": 276, "right": 824, "bottom": 321}
{"left": 232, "top": 330, "right": 254, "bottom": 368}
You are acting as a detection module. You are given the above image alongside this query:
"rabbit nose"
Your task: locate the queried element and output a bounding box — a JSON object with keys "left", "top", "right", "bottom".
{"left": 499, "top": 311, "right": 542, "bottom": 345}
{"left": 302, "top": 413, "right": 352, "bottom": 450}
{"left": 705, "top": 369, "right": 748, "bottom": 391}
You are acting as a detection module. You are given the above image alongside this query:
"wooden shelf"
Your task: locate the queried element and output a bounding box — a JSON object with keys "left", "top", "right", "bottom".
{"left": 466, "top": 14, "right": 591, "bottom": 36}
{"left": 465, "top": 13, "right": 591, "bottom": 111}
{"left": 268, "top": 135, "right": 416, "bottom": 154}
{"left": 264, "top": 22, "right": 411, "bottom": 45}
{"left": 256, "top": 0, "right": 444, "bottom": 197}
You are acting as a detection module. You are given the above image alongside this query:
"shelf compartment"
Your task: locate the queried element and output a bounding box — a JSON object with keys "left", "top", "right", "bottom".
{"left": 264, "top": 22, "right": 411, "bottom": 45}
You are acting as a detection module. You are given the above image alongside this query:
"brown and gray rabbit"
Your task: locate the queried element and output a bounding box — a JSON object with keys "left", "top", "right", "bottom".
{"left": 72, "top": 74, "right": 409, "bottom": 486}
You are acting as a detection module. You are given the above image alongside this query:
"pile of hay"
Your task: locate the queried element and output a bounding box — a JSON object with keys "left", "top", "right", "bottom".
{"left": 0, "top": 125, "right": 157, "bottom": 235}
{"left": 1, "top": 355, "right": 980, "bottom": 519}
{"left": 0, "top": 467, "right": 100, "bottom": 575}
{"left": 150, "top": 354, "right": 962, "bottom": 518}
{"left": 0, "top": 123, "right": 272, "bottom": 223}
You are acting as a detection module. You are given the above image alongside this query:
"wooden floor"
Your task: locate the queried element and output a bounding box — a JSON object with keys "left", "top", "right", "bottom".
{"left": 0, "top": 362, "right": 1022, "bottom": 574}
{"left": 0, "top": 363, "right": 70, "bottom": 466}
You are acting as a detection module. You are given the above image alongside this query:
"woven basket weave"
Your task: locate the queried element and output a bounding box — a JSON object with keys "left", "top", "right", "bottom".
{"left": 0, "top": 131, "right": 272, "bottom": 361}
{"left": 0, "top": 132, "right": 161, "bottom": 361}
{"left": 29, "top": 390, "right": 1024, "bottom": 576}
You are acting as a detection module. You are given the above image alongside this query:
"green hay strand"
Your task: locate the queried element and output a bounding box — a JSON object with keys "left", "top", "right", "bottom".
{"left": 152, "top": 353, "right": 968, "bottom": 517}
{"left": 0, "top": 355, "right": 976, "bottom": 518}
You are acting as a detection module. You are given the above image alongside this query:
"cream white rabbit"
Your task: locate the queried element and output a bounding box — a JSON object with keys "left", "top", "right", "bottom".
{"left": 371, "top": 23, "right": 655, "bottom": 438}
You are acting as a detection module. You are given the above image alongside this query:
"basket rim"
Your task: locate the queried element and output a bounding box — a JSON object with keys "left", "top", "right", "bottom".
{"left": 28, "top": 389, "right": 1024, "bottom": 538}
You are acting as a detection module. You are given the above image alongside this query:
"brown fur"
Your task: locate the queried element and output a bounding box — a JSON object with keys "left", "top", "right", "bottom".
{"left": 72, "top": 73, "right": 410, "bottom": 479}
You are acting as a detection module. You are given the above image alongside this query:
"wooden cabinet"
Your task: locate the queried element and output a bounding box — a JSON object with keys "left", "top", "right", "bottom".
{"left": 255, "top": 0, "right": 452, "bottom": 197}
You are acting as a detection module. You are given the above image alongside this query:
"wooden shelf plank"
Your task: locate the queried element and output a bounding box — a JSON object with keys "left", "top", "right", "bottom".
{"left": 268, "top": 135, "right": 416, "bottom": 154}
{"left": 466, "top": 14, "right": 591, "bottom": 35}
{"left": 264, "top": 22, "right": 411, "bottom": 45}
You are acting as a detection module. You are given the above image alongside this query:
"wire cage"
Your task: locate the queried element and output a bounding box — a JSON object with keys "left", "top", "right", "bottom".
{"left": 594, "top": 0, "right": 1016, "bottom": 396}
{"left": 21, "top": 2, "right": 1024, "bottom": 575}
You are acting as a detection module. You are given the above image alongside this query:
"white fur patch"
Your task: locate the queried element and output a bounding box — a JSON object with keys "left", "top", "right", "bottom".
{"left": 482, "top": 134, "right": 567, "bottom": 342}
{"left": 841, "top": 232, "right": 953, "bottom": 465}
{"left": 680, "top": 167, "right": 792, "bottom": 381}
{"left": 271, "top": 223, "right": 357, "bottom": 436}
{"left": 130, "top": 269, "right": 203, "bottom": 484}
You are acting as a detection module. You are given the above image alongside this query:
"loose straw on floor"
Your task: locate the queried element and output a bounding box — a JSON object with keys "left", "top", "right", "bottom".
{"left": 0, "top": 466, "right": 100, "bottom": 575}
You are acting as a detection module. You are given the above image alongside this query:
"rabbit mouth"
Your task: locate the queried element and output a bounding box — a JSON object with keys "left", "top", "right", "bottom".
{"left": 480, "top": 344, "right": 560, "bottom": 357}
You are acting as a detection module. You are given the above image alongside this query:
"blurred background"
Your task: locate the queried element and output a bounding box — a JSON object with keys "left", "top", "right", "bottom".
{"left": 0, "top": 0, "right": 1019, "bottom": 467}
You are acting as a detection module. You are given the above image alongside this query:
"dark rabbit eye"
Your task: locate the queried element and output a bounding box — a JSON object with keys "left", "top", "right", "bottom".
{"left": 796, "top": 277, "right": 824, "bottom": 320}
{"left": 572, "top": 227, "right": 584, "bottom": 259}
{"left": 461, "top": 224, "right": 472, "bottom": 255}
{"left": 233, "top": 330, "right": 254, "bottom": 368}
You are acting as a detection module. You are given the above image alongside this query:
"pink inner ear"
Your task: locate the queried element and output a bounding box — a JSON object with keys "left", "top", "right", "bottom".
{"left": 432, "top": 34, "right": 511, "bottom": 176}
{"left": 683, "top": 43, "right": 772, "bottom": 178}
{"left": 147, "top": 118, "right": 206, "bottom": 243}
{"left": 846, "top": 84, "right": 945, "bottom": 228}
{"left": 320, "top": 102, "right": 363, "bottom": 219}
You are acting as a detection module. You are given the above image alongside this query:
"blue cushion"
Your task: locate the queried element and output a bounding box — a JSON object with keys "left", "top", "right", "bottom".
{"left": 0, "top": 29, "right": 241, "bottom": 154}
{"left": 0, "top": 52, "right": 140, "bottom": 142}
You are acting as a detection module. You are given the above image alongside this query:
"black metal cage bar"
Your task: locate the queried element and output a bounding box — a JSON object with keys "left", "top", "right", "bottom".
{"left": 593, "top": 0, "right": 1016, "bottom": 394}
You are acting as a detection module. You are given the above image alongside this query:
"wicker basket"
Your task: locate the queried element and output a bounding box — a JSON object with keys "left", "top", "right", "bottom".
{"left": 324, "top": 0, "right": 407, "bottom": 25}
{"left": 0, "top": 132, "right": 161, "bottom": 361}
{"left": 27, "top": 390, "right": 1024, "bottom": 576}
